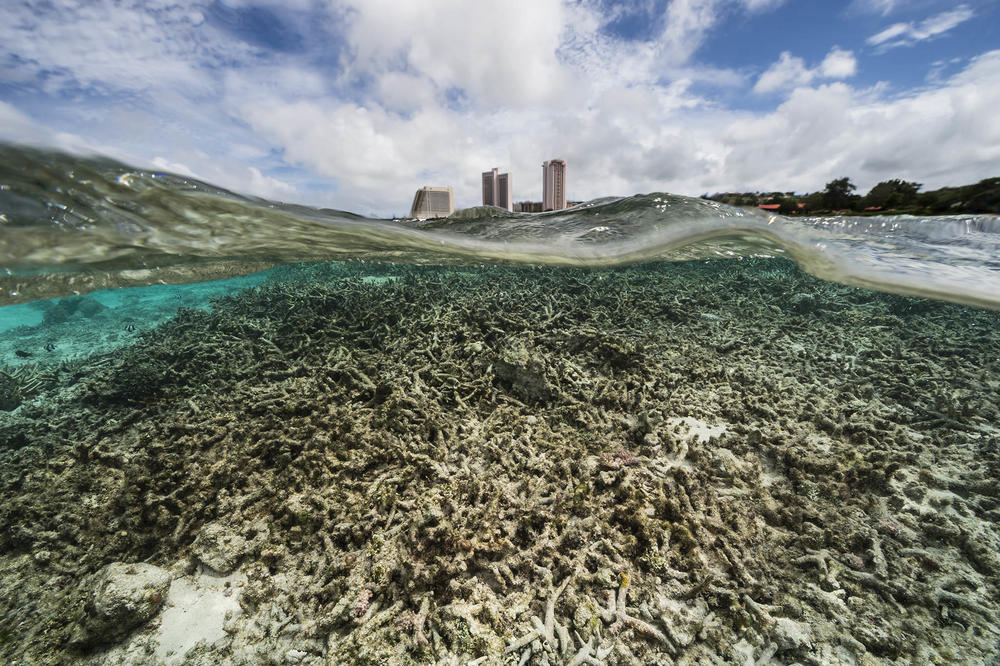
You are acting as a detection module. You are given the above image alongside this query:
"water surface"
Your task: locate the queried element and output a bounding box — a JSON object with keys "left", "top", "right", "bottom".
{"left": 2, "top": 144, "right": 999, "bottom": 309}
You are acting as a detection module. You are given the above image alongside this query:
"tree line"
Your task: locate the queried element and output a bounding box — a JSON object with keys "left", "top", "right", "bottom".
{"left": 702, "top": 176, "right": 1000, "bottom": 215}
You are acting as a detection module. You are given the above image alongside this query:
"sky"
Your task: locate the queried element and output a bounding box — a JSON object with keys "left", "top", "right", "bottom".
{"left": 1, "top": 0, "right": 999, "bottom": 216}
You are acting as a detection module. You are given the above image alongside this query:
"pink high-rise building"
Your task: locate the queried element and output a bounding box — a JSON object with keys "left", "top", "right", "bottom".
{"left": 542, "top": 159, "right": 566, "bottom": 211}
{"left": 482, "top": 167, "right": 513, "bottom": 211}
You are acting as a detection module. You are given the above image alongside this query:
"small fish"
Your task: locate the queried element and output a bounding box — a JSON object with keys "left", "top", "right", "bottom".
{"left": 124, "top": 322, "right": 136, "bottom": 332}
{"left": 44, "top": 342, "right": 56, "bottom": 352}
{"left": 14, "top": 349, "right": 32, "bottom": 358}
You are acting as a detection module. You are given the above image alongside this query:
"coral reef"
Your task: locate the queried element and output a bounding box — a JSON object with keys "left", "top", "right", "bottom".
{"left": 0, "top": 363, "right": 55, "bottom": 412}
{"left": 0, "top": 259, "right": 998, "bottom": 664}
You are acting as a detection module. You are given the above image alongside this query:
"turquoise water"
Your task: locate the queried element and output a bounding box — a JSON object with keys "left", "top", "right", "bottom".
{"left": 0, "top": 272, "right": 269, "bottom": 370}
{"left": 0, "top": 272, "right": 268, "bottom": 333}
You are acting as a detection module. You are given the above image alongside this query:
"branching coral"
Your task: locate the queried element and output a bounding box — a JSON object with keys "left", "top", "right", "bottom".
{"left": 0, "top": 260, "right": 998, "bottom": 664}
{"left": 0, "top": 363, "right": 53, "bottom": 411}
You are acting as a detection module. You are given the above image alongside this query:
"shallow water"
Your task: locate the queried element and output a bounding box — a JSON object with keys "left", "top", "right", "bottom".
{"left": 1, "top": 145, "right": 999, "bottom": 666}
{"left": 2, "top": 144, "right": 1000, "bottom": 309}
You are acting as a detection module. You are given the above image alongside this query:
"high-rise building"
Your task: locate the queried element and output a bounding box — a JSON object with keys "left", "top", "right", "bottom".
{"left": 482, "top": 168, "right": 497, "bottom": 206}
{"left": 409, "top": 186, "right": 454, "bottom": 219}
{"left": 542, "top": 159, "right": 566, "bottom": 211}
{"left": 497, "top": 172, "right": 511, "bottom": 211}
{"left": 482, "top": 167, "right": 513, "bottom": 211}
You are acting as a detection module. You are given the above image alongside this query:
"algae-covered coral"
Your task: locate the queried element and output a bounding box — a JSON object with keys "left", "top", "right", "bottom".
{"left": 0, "top": 259, "right": 998, "bottom": 665}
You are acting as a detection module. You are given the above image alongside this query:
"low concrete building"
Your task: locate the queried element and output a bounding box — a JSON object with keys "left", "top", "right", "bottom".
{"left": 409, "top": 186, "right": 454, "bottom": 219}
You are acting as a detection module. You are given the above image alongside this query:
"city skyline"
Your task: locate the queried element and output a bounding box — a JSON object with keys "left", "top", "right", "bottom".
{"left": 480, "top": 161, "right": 568, "bottom": 213}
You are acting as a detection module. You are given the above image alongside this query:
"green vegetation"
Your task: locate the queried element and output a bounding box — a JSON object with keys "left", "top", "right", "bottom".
{"left": 704, "top": 176, "right": 1000, "bottom": 215}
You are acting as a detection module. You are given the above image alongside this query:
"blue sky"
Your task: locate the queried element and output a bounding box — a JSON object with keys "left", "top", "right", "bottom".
{"left": 1, "top": 0, "right": 998, "bottom": 216}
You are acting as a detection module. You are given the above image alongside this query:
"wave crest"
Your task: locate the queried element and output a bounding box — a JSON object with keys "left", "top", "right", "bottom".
{"left": 1, "top": 144, "right": 999, "bottom": 309}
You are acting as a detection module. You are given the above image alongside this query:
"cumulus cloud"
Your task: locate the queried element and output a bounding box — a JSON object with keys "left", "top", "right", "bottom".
{"left": 754, "top": 52, "right": 813, "bottom": 93}
{"left": 754, "top": 47, "right": 857, "bottom": 94}
{"left": 0, "top": 100, "right": 110, "bottom": 156}
{"left": 721, "top": 51, "right": 1000, "bottom": 194}
{"left": 0, "top": 0, "right": 998, "bottom": 215}
{"left": 344, "top": 0, "right": 580, "bottom": 108}
{"left": 0, "top": 0, "right": 220, "bottom": 95}
{"left": 868, "top": 5, "right": 974, "bottom": 51}
{"left": 150, "top": 157, "right": 199, "bottom": 179}
{"left": 820, "top": 47, "right": 858, "bottom": 78}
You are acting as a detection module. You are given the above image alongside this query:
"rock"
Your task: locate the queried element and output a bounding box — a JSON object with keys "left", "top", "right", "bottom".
{"left": 192, "top": 522, "right": 258, "bottom": 574}
{"left": 573, "top": 603, "right": 598, "bottom": 639}
{"left": 41, "top": 295, "right": 107, "bottom": 326}
{"left": 494, "top": 339, "right": 554, "bottom": 402}
{"left": 774, "top": 616, "right": 813, "bottom": 651}
{"left": 71, "top": 562, "right": 171, "bottom": 647}
{"left": 788, "top": 292, "right": 817, "bottom": 313}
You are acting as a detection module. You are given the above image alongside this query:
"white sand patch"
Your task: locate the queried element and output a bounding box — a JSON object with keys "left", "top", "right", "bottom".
{"left": 665, "top": 417, "right": 727, "bottom": 443}
{"left": 152, "top": 566, "right": 245, "bottom": 664}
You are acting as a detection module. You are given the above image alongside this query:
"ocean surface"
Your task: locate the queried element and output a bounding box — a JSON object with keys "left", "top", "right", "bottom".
{"left": 1, "top": 143, "right": 999, "bottom": 665}
{"left": 2, "top": 144, "right": 999, "bottom": 309}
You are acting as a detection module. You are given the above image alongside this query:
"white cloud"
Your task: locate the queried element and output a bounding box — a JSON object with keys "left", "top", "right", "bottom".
{"left": 239, "top": 48, "right": 1000, "bottom": 212}
{"left": 247, "top": 166, "right": 298, "bottom": 199}
{"left": 1, "top": 0, "right": 998, "bottom": 216}
{"left": 0, "top": 101, "right": 56, "bottom": 147}
{"left": 820, "top": 47, "right": 858, "bottom": 78}
{"left": 754, "top": 52, "right": 813, "bottom": 93}
{"left": 343, "top": 0, "right": 580, "bottom": 107}
{"left": 850, "top": 0, "right": 900, "bottom": 16}
{"left": 739, "top": 0, "right": 787, "bottom": 11}
{"left": 0, "top": 100, "right": 298, "bottom": 203}
{"left": 868, "top": 5, "right": 974, "bottom": 50}
{"left": 0, "top": 0, "right": 225, "bottom": 96}
{"left": 754, "top": 47, "right": 857, "bottom": 94}
{"left": 659, "top": 0, "right": 726, "bottom": 65}
{"left": 0, "top": 100, "right": 109, "bottom": 156}
{"left": 146, "top": 157, "right": 295, "bottom": 201}
{"left": 719, "top": 51, "right": 1000, "bottom": 194}
{"left": 150, "top": 157, "right": 199, "bottom": 178}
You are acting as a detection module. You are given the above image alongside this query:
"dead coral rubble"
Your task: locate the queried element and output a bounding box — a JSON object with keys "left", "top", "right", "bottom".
{"left": 69, "top": 562, "right": 171, "bottom": 648}
{"left": 0, "top": 259, "right": 998, "bottom": 665}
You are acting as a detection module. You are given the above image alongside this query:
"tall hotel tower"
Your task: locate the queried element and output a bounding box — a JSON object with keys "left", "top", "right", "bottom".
{"left": 542, "top": 159, "right": 566, "bottom": 211}
{"left": 482, "top": 167, "right": 513, "bottom": 211}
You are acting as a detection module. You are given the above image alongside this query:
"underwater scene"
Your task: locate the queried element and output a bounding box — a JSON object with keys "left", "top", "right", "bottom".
{"left": 1, "top": 146, "right": 1000, "bottom": 665}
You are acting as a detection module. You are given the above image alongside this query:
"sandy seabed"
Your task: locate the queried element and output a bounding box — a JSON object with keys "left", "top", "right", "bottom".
{"left": 1, "top": 259, "right": 999, "bottom": 665}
